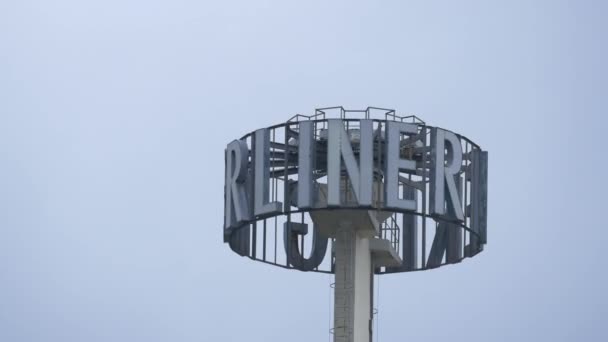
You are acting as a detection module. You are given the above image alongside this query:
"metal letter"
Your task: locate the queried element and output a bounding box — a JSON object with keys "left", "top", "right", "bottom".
{"left": 298, "top": 121, "right": 315, "bottom": 208}
{"left": 428, "top": 174, "right": 463, "bottom": 267}
{"left": 446, "top": 175, "right": 463, "bottom": 263}
{"left": 384, "top": 121, "right": 418, "bottom": 211}
{"left": 426, "top": 223, "right": 448, "bottom": 268}
{"left": 284, "top": 222, "right": 329, "bottom": 271}
{"left": 327, "top": 119, "right": 373, "bottom": 206}
{"left": 228, "top": 225, "right": 250, "bottom": 257}
{"left": 465, "top": 149, "right": 488, "bottom": 256}
{"left": 430, "top": 128, "right": 464, "bottom": 221}
{"left": 474, "top": 150, "right": 488, "bottom": 243}
{"left": 253, "top": 129, "right": 283, "bottom": 217}
{"left": 224, "top": 140, "right": 251, "bottom": 231}
{"left": 402, "top": 187, "right": 418, "bottom": 270}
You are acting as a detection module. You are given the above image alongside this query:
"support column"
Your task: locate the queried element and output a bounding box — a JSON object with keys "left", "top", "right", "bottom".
{"left": 334, "top": 226, "right": 373, "bottom": 342}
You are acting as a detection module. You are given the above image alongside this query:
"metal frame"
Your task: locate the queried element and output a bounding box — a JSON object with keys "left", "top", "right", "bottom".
{"left": 226, "top": 107, "right": 487, "bottom": 275}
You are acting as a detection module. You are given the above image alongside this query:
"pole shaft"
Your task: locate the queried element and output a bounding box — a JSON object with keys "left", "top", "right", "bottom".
{"left": 334, "top": 227, "right": 373, "bottom": 342}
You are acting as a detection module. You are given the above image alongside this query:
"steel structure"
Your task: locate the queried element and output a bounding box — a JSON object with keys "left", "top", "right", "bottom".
{"left": 223, "top": 107, "right": 488, "bottom": 342}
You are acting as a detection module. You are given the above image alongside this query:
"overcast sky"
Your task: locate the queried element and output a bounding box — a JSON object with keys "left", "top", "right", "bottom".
{"left": 1, "top": 1, "right": 607, "bottom": 341}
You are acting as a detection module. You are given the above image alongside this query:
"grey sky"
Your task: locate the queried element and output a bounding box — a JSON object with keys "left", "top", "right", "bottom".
{"left": 0, "top": 1, "right": 606, "bottom": 341}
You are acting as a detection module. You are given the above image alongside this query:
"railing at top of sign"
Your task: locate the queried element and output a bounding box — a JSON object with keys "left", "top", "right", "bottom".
{"left": 243, "top": 107, "right": 479, "bottom": 155}
{"left": 287, "top": 106, "right": 426, "bottom": 125}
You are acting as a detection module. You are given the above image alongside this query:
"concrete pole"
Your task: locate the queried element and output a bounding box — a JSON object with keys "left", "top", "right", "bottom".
{"left": 333, "top": 225, "right": 373, "bottom": 342}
